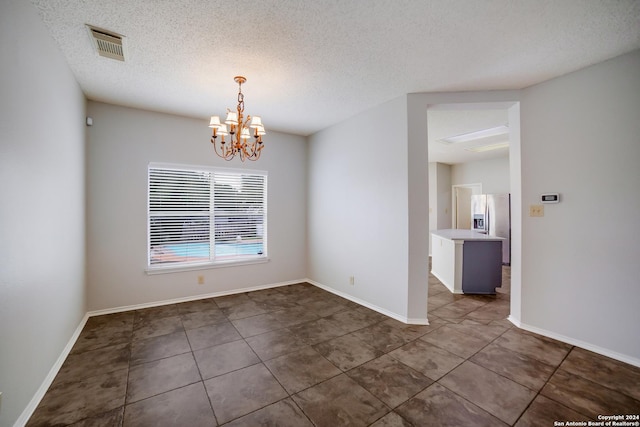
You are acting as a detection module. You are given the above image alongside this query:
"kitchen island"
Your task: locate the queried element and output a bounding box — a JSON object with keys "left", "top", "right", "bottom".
{"left": 431, "top": 229, "right": 504, "bottom": 294}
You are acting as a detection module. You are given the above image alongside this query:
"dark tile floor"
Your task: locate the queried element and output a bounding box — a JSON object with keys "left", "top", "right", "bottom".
{"left": 27, "top": 268, "right": 640, "bottom": 426}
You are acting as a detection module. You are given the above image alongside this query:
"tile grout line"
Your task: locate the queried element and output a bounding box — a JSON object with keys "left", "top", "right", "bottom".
{"left": 28, "top": 286, "right": 425, "bottom": 425}
{"left": 120, "top": 314, "right": 136, "bottom": 423}
{"left": 509, "top": 345, "right": 580, "bottom": 426}
{"left": 424, "top": 316, "right": 514, "bottom": 425}
{"left": 43, "top": 278, "right": 635, "bottom": 426}
{"left": 127, "top": 289, "right": 504, "bottom": 425}
{"left": 424, "top": 292, "right": 514, "bottom": 418}
{"left": 246, "top": 310, "right": 401, "bottom": 425}
{"left": 181, "top": 310, "right": 220, "bottom": 427}
{"left": 418, "top": 291, "right": 532, "bottom": 425}
{"left": 192, "top": 293, "right": 337, "bottom": 425}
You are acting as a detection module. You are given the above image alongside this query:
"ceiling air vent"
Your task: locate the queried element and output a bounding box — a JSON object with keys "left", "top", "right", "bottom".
{"left": 87, "top": 25, "right": 125, "bottom": 61}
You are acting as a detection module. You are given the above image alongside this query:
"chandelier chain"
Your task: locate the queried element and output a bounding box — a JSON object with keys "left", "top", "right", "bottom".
{"left": 237, "top": 81, "right": 244, "bottom": 113}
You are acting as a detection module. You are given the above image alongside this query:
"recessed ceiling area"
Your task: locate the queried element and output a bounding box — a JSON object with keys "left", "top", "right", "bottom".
{"left": 427, "top": 105, "right": 510, "bottom": 165}
{"left": 29, "top": 0, "right": 640, "bottom": 136}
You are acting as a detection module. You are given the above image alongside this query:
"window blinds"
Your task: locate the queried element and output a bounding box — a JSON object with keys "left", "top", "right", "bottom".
{"left": 148, "top": 164, "right": 266, "bottom": 268}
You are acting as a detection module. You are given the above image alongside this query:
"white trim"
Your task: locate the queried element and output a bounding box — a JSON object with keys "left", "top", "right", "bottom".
{"left": 14, "top": 313, "right": 90, "bottom": 427}
{"left": 148, "top": 161, "right": 268, "bottom": 177}
{"left": 306, "top": 279, "right": 429, "bottom": 326}
{"left": 16, "top": 279, "right": 305, "bottom": 425}
{"left": 406, "top": 317, "right": 430, "bottom": 326}
{"left": 18, "top": 278, "right": 640, "bottom": 427}
{"left": 88, "top": 277, "right": 430, "bottom": 325}
{"left": 507, "top": 315, "right": 521, "bottom": 327}
{"left": 16, "top": 279, "right": 303, "bottom": 425}
{"left": 145, "top": 257, "right": 270, "bottom": 275}
{"left": 509, "top": 317, "right": 640, "bottom": 369}
{"left": 87, "top": 279, "right": 306, "bottom": 317}
{"left": 430, "top": 270, "right": 464, "bottom": 295}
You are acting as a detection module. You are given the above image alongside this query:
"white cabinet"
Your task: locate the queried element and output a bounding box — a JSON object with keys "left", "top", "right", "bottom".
{"left": 431, "top": 234, "right": 464, "bottom": 293}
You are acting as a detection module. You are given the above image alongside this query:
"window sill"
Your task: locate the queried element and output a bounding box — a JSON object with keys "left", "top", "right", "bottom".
{"left": 145, "top": 257, "right": 270, "bottom": 275}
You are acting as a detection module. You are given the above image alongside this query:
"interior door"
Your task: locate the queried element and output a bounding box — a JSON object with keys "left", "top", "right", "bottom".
{"left": 455, "top": 187, "right": 472, "bottom": 229}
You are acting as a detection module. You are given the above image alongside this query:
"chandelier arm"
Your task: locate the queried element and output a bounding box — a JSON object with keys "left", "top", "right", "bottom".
{"left": 249, "top": 146, "right": 262, "bottom": 160}
{"left": 212, "top": 135, "right": 236, "bottom": 161}
{"left": 243, "top": 141, "right": 262, "bottom": 160}
{"left": 244, "top": 139, "right": 260, "bottom": 159}
{"left": 224, "top": 142, "right": 233, "bottom": 159}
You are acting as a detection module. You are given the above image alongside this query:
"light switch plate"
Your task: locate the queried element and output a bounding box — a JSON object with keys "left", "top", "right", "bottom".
{"left": 530, "top": 205, "right": 544, "bottom": 217}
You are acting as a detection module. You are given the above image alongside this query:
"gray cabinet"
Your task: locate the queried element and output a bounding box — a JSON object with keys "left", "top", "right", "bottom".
{"left": 431, "top": 229, "right": 503, "bottom": 295}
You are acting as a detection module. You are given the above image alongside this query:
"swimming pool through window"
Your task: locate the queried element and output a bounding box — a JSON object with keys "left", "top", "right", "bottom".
{"left": 148, "top": 163, "right": 267, "bottom": 270}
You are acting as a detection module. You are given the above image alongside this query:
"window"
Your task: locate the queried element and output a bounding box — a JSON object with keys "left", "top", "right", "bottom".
{"left": 148, "top": 163, "right": 267, "bottom": 271}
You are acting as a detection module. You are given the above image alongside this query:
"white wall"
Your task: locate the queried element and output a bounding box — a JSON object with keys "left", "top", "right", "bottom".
{"left": 508, "top": 103, "right": 522, "bottom": 324}
{"left": 86, "top": 102, "right": 307, "bottom": 311}
{"left": 436, "top": 163, "right": 452, "bottom": 229}
{"left": 0, "top": 1, "right": 87, "bottom": 425}
{"left": 428, "top": 163, "right": 437, "bottom": 256}
{"left": 451, "top": 156, "right": 510, "bottom": 194}
{"left": 428, "top": 162, "right": 452, "bottom": 255}
{"left": 519, "top": 49, "right": 640, "bottom": 363}
{"left": 406, "top": 96, "right": 431, "bottom": 321}
{"left": 307, "top": 96, "right": 412, "bottom": 320}
{"left": 428, "top": 163, "right": 438, "bottom": 230}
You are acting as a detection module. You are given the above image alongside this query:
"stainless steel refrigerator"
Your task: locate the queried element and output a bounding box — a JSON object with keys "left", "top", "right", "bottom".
{"left": 471, "top": 193, "right": 511, "bottom": 265}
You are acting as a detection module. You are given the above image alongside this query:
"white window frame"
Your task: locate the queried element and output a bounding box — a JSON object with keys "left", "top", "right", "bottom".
{"left": 147, "top": 162, "right": 268, "bottom": 274}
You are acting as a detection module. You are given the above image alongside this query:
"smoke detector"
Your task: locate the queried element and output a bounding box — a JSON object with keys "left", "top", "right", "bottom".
{"left": 86, "top": 25, "right": 125, "bottom": 61}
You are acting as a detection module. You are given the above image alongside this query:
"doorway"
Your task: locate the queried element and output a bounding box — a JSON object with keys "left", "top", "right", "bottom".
{"left": 452, "top": 183, "right": 482, "bottom": 229}
{"left": 419, "top": 98, "right": 521, "bottom": 327}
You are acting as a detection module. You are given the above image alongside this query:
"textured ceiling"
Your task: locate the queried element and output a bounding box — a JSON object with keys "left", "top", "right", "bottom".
{"left": 31, "top": 0, "right": 640, "bottom": 142}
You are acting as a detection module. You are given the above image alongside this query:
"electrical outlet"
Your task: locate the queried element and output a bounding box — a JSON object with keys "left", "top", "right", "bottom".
{"left": 197, "top": 275, "right": 205, "bottom": 285}
{"left": 530, "top": 205, "right": 544, "bottom": 217}
{"left": 349, "top": 276, "right": 355, "bottom": 285}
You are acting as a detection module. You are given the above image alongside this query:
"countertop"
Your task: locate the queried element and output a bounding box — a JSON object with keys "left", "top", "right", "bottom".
{"left": 431, "top": 229, "right": 505, "bottom": 241}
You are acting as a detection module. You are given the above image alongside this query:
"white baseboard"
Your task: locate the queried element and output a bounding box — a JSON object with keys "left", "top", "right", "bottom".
{"left": 507, "top": 315, "right": 521, "bottom": 328}
{"left": 14, "top": 313, "right": 89, "bottom": 427}
{"left": 87, "top": 279, "right": 306, "bottom": 317}
{"left": 89, "top": 277, "right": 430, "bottom": 326}
{"left": 16, "top": 278, "right": 306, "bottom": 426}
{"left": 430, "top": 270, "right": 463, "bottom": 294}
{"left": 306, "top": 279, "right": 429, "bottom": 326}
{"left": 19, "top": 278, "right": 640, "bottom": 427}
{"left": 509, "top": 316, "right": 640, "bottom": 368}
{"left": 406, "top": 317, "right": 430, "bottom": 326}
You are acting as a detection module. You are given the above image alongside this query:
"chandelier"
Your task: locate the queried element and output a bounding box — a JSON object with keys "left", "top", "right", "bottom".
{"left": 209, "top": 76, "right": 265, "bottom": 161}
